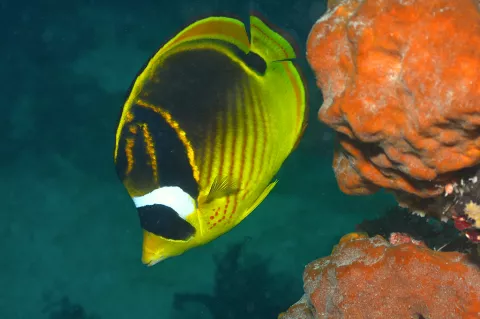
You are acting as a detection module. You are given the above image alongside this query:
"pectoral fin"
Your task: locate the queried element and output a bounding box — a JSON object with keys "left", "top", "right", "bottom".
{"left": 204, "top": 176, "right": 241, "bottom": 204}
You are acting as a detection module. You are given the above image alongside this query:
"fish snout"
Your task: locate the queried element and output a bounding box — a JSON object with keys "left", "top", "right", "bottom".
{"left": 141, "top": 230, "right": 167, "bottom": 266}
{"left": 142, "top": 253, "right": 165, "bottom": 267}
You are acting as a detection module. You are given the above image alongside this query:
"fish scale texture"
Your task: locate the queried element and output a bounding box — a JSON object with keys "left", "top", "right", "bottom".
{"left": 306, "top": 0, "right": 480, "bottom": 203}
{"left": 279, "top": 234, "right": 480, "bottom": 319}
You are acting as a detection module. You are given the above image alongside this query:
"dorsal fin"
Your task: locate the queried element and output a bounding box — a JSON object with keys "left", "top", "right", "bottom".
{"left": 160, "top": 17, "right": 251, "bottom": 55}
{"left": 249, "top": 16, "right": 296, "bottom": 62}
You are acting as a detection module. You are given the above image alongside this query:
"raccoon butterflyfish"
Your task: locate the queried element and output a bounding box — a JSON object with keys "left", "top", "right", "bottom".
{"left": 114, "top": 15, "right": 307, "bottom": 266}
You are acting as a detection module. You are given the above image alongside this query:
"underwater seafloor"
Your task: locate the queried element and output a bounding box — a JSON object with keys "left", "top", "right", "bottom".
{"left": 1, "top": 0, "right": 442, "bottom": 318}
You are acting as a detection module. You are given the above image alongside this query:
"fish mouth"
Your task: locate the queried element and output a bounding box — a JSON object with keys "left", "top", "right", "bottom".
{"left": 141, "top": 230, "right": 163, "bottom": 266}
{"left": 145, "top": 256, "right": 165, "bottom": 267}
{"left": 141, "top": 247, "right": 166, "bottom": 266}
{"left": 141, "top": 245, "right": 166, "bottom": 266}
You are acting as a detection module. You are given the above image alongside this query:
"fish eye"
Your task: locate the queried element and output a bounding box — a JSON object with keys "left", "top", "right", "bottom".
{"left": 137, "top": 204, "right": 196, "bottom": 240}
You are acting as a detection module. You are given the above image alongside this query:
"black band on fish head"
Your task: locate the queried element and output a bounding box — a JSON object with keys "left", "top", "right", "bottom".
{"left": 137, "top": 204, "right": 196, "bottom": 240}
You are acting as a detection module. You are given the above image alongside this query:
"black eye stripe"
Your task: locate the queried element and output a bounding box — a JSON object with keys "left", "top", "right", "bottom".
{"left": 137, "top": 204, "right": 196, "bottom": 240}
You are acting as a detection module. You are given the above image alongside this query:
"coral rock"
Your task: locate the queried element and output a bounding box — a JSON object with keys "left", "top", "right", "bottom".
{"left": 278, "top": 295, "right": 315, "bottom": 319}
{"left": 281, "top": 233, "right": 480, "bottom": 319}
{"left": 306, "top": 0, "right": 480, "bottom": 204}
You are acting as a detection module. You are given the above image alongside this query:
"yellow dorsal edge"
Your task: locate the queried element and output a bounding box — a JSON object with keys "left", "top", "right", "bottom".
{"left": 160, "top": 16, "right": 250, "bottom": 55}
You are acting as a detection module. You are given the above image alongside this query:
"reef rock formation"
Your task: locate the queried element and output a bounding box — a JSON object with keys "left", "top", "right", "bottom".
{"left": 306, "top": 0, "right": 480, "bottom": 225}
{"left": 279, "top": 233, "right": 480, "bottom": 319}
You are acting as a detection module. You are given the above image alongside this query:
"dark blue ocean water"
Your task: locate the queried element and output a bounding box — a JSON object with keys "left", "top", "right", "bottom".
{"left": 1, "top": 1, "right": 396, "bottom": 318}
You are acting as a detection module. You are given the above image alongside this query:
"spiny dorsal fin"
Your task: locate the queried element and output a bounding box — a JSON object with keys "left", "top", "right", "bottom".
{"left": 204, "top": 176, "right": 241, "bottom": 203}
{"left": 161, "top": 17, "right": 250, "bottom": 55}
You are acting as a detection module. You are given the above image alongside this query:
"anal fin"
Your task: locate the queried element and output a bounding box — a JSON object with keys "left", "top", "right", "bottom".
{"left": 238, "top": 180, "right": 278, "bottom": 222}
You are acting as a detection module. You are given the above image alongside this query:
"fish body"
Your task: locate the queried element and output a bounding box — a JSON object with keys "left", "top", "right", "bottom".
{"left": 114, "top": 15, "right": 307, "bottom": 265}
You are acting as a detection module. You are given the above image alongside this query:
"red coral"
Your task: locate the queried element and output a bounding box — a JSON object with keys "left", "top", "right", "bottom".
{"left": 306, "top": 0, "right": 480, "bottom": 203}
{"left": 453, "top": 215, "right": 475, "bottom": 231}
{"left": 280, "top": 233, "right": 480, "bottom": 319}
{"left": 465, "top": 229, "right": 480, "bottom": 243}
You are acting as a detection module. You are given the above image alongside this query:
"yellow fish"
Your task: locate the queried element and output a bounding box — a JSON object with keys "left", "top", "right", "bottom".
{"left": 114, "top": 15, "right": 307, "bottom": 266}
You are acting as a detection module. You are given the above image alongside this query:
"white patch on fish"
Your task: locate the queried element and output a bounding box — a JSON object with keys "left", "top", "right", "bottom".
{"left": 133, "top": 186, "right": 195, "bottom": 219}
